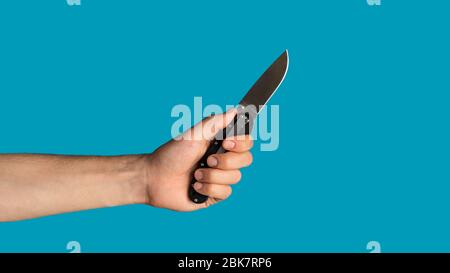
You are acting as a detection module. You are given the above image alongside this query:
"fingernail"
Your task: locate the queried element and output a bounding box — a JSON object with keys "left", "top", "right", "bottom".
{"left": 193, "top": 182, "right": 203, "bottom": 190}
{"left": 195, "top": 170, "right": 203, "bottom": 180}
{"left": 223, "top": 140, "right": 235, "bottom": 149}
{"left": 207, "top": 156, "right": 218, "bottom": 167}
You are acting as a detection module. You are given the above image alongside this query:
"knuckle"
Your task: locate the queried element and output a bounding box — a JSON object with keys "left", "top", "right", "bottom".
{"left": 211, "top": 185, "right": 222, "bottom": 196}
{"left": 219, "top": 155, "right": 231, "bottom": 169}
{"left": 246, "top": 152, "right": 253, "bottom": 165}
{"left": 202, "top": 169, "right": 213, "bottom": 181}
{"left": 248, "top": 139, "right": 254, "bottom": 149}
{"left": 202, "top": 183, "right": 213, "bottom": 195}
{"left": 223, "top": 186, "right": 232, "bottom": 199}
{"left": 234, "top": 170, "right": 242, "bottom": 183}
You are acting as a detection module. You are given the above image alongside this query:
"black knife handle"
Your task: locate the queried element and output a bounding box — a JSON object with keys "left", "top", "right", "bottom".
{"left": 189, "top": 107, "right": 255, "bottom": 204}
{"left": 188, "top": 139, "right": 225, "bottom": 203}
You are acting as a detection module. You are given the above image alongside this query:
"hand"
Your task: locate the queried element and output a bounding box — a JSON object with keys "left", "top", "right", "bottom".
{"left": 144, "top": 108, "right": 254, "bottom": 211}
{"left": 0, "top": 109, "right": 252, "bottom": 221}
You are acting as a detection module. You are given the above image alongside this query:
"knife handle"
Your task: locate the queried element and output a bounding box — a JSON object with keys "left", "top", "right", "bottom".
{"left": 188, "top": 139, "right": 226, "bottom": 204}
{"left": 189, "top": 108, "right": 254, "bottom": 204}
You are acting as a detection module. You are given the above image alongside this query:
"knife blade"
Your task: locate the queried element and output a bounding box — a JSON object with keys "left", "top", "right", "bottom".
{"left": 189, "top": 50, "right": 289, "bottom": 203}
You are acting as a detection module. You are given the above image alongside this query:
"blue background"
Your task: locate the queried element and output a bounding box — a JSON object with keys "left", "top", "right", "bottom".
{"left": 0, "top": 0, "right": 449, "bottom": 252}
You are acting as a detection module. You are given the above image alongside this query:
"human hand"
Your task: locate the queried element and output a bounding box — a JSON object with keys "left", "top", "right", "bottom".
{"left": 144, "top": 108, "right": 254, "bottom": 211}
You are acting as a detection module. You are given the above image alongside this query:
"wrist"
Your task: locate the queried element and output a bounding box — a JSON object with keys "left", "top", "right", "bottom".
{"left": 129, "top": 154, "right": 153, "bottom": 205}
{"left": 110, "top": 154, "right": 152, "bottom": 206}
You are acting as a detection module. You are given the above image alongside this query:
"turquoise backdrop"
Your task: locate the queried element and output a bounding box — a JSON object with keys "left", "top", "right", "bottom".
{"left": 0, "top": 0, "right": 449, "bottom": 252}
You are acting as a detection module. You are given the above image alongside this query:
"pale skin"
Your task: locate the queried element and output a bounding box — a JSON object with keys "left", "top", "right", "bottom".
{"left": 0, "top": 109, "right": 253, "bottom": 222}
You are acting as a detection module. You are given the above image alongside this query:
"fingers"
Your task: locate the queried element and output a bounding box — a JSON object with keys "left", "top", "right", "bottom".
{"left": 194, "top": 169, "right": 241, "bottom": 185}
{"left": 207, "top": 151, "right": 253, "bottom": 170}
{"left": 192, "top": 150, "right": 251, "bottom": 203}
{"left": 191, "top": 169, "right": 240, "bottom": 202}
{"left": 193, "top": 182, "right": 232, "bottom": 200}
{"left": 222, "top": 136, "right": 253, "bottom": 152}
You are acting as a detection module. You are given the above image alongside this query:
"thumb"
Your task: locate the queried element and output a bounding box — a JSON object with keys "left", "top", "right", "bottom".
{"left": 184, "top": 108, "right": 237, "bottom": 141}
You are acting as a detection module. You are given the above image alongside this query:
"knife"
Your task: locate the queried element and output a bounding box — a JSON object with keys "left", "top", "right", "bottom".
{"left": 189, "top": 50, "right": 289, "bottom": 203}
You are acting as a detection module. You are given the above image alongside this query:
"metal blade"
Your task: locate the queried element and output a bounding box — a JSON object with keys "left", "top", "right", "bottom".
{"left": 239, "top": 50, "right": 289, "bottom": 113}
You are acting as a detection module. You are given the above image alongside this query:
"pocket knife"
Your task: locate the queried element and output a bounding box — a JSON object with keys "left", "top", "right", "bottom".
{"left": 189, "top": 50, "right": 289, "bottom": 203}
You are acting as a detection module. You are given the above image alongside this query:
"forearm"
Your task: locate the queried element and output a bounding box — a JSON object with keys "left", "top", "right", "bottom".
{"left": 0, "top": 154, "right": 149, "bottom": 222}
